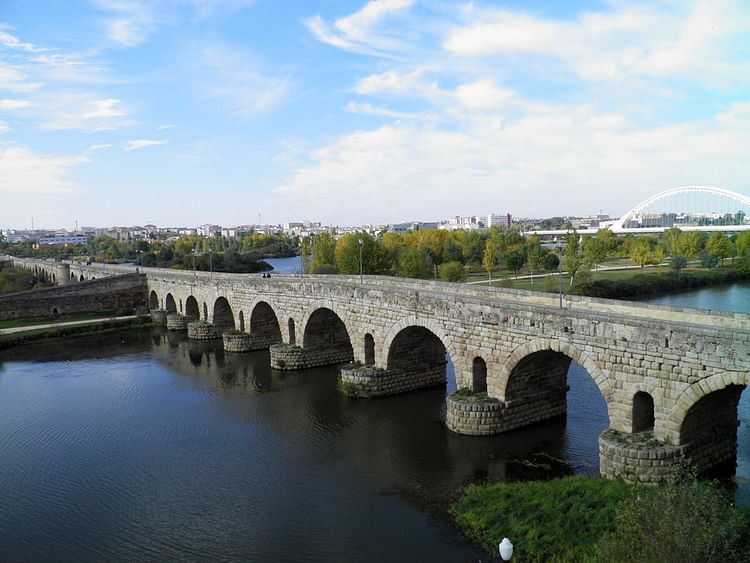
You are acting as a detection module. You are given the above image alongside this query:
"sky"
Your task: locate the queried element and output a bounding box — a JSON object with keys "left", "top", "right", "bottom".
{"left": 1, "top": 0, "right": 749, "bottom": 230}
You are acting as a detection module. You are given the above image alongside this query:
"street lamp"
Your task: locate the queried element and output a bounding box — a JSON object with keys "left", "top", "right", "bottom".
{"left": 358, "top": 238, "right": 364, "bottom": 284}
{"left": 208, "top": 248, "right": 213, "bottom": 274}
{"left": 555, "top": 237, "right": 563, "bottom": 309}
{"left": 499, "top": 537, "right": 514, "bottom": 561}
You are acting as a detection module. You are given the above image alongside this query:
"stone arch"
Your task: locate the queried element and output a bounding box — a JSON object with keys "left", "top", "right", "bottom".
{"left": 250, "top": 301, "right": 282, "bottom": 345}
{"left": 79, "top": 274, "right": 84, "bottom": 282}
{"left": 239, "top": 311, "right": 245, "bottom": 332}
{"left": 288, "top": 318, "right": 296, "bottom": 345}
{"left": 665, "top": 372, "right": 749, "bottom": 444}
{"left": 364, "top": 333, "right": 375, "bottom": 365}
{"left": 203, "top": 302, "right": 208, "bottom": 320}
{"left": 302, "top": 307, "right": 353, "bottom": 355}
{"left": 149, "top": 290, "right": 160, "bottom": 310}
{"left": 632, "top": 391, "right": 655, "bottom": 433}
{"left": 185, "top": 296, "right": 200, "bottom": 320}
{"left": 494, "top": 338, "right": 611, "bottom": 403}
{"left": 472, "top": 357, "right": 487, "bottom": 393}
{"left": 381, "top": 316, "right": 459, "bottom": 373}
{"left": 165, "top": 293, "right": 177, "bottom": 313}
{"left": 212, "top": 297, "right": 235, "bottom": 331}
{"left": 385, "top": 325, "right": 449, "bottom": 389}
{"left": 71, "top": 272, "right": 75, "bottom": 281}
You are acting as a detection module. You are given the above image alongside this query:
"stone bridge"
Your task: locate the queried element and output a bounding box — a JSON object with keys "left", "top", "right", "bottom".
{"left": 8, "top": 256, "right": 750, "bottom": 483}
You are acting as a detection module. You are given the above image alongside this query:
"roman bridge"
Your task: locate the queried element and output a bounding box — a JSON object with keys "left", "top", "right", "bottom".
{"left": 8, "top": 256, "right": 750, "bottom": 483}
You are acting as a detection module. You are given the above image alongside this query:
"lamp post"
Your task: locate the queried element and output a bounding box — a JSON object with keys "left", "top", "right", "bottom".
{"left": 358, "top": 238, "right": 364, "bottom": 284}
{"left": 499, "top": 537, "right": 514, "bottom": 561}
{"left": 208, "top": 248, "right": 213, "bottom": 274}
{"left": 556, "top": 237, "right": 563, "bottom": 309}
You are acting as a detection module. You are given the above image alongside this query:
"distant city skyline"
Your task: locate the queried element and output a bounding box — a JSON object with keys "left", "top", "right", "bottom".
{"left": 1, "top": 1, "right": 749, "bottom": 229}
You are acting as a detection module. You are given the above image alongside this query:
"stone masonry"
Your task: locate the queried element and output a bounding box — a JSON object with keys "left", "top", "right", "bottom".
{"left": 10, "top": 256, "right": 750, "bottom": 482}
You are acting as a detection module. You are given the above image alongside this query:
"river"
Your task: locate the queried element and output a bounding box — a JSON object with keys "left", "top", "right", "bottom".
{"left": 0, "top": 281, "right": 747, "bottom": 561}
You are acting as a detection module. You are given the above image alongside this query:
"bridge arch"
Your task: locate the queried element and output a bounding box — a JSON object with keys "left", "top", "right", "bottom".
{"left": 381, "top": 316, "right": 461, "bottom": 377}
{"left": 612, "top": 186, "right": 750, "bottom": 232}
{"left": 494, "top": 338, "right": 611, "bottom": 403}
{"left": 249, "top": 301, "right": 282, "bottom": 345}
{"left": 472, "top": 356, "right": 488, "bottom": 393}
{"left": 302, "top": 306, "right": 353, "bottom": 355}
{"left": 664, "top": 372, "right": 749, "bottom": 444}
{"left": 212, "top": 297, "right": 235, "bottom": 331}
{"left": 185, "top": 296, "right": 199, "bottom": 320}
{"left": 165, "top": 293, "right": 177, "bottom": 313}
{"left": 148, "top": 291, "right": 160, "bottom": 310}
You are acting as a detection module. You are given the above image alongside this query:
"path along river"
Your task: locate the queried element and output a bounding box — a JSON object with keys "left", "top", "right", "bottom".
{"left": 0, "top": 276, "right": 748, "bottom": 561}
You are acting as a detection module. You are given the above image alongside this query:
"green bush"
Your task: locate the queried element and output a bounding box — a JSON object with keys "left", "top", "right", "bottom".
{"left": 594, "top": 477, "right": 750, "bottom": 562}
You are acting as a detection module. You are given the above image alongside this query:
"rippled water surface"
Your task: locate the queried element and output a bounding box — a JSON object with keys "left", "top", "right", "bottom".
{"left": 0, "top": 329, "right": 607, "bottom": 562}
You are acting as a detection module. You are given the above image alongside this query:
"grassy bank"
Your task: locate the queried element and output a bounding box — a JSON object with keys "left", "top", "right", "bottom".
{"left": 0, "top": 311, "right": 121, "bottom": 330}
{"left": 451, "top": 475, "right": 750, "bottom": 562}
{"left": 0, "top": 316, "right": 152, "bottom": 350}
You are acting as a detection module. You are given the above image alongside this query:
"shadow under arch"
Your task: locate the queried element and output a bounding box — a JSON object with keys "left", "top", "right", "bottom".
{"left": 302, "top": 307, "right": 353, "bottom": 357}
{"left": 380, "top": 316, "right": 460, "bottom": 375}
{"left": 212, "top": 296, "right": 235, "bottom": 332}
{"left": 185, "top": 296, "right": 199, "bottom": 320}
{"left": 148, "top": 290, "right": 159, "bottom": 310}
{"left": 249, "top": 301, "right": 282, "bottom": 347}
{"left": 666, "top": 372, "right": 748, "bottom": 476}
{"left": 165, "top": 293, "right": 177, "bottom": 313}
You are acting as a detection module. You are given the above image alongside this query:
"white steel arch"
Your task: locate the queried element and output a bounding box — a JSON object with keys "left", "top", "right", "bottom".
{"left": 612, "top": 186, "right": 750, "bottom": 232}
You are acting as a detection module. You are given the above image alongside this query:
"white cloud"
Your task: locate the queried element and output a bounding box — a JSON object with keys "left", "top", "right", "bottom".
{"left": 346, "top": 101, "right": 425, "bottom": 120}
{"left": 157, "top": 123, "right": 175, "bottom": 130}
{"left": 190, "top": 44, "right": 290, "bottom": 118}
{"left": 0, "top": 121, "right": 9, "bottom": 133}
{"left": 443, "top": 2, "right": 750, "bottom": 83}
{"left": 0, "top": 98, "right": 30, "bottom": 110}
{"left": 274, "top": 105, "right": 750, "bottom": 223}
{"left": 0, "top": 28, "right": 45, "bottom": 52}
{"left": 89, "top": 143, "right": 112, "bottom": 151}
{"left": 124, "top": 139, "right": 167, "bottom": 151}
{"left": 306, "top": 0, "right": 414, "bottom": 54}
{"left": 0, "top": 63, "right": 42, "bottom": 93}
{"left": 41, "top": 97, "right": 132, "bottom": 131}
{"left": 0, "top": 144, "right": 87, "bottom": 194}
{"left": 454, "top": 80, "right": 513, "bottom": 110}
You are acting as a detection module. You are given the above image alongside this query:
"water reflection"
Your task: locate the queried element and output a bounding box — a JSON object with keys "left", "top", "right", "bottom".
{"left": 0, "top": 328, "right": 616, "bottom": 562}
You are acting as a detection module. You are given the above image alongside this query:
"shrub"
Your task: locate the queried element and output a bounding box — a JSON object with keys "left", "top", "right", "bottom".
{"left": 593, "top": 477, "right": 750, "bottom": 562}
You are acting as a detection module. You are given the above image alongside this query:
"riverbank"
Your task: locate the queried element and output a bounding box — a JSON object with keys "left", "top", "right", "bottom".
{"left": 451, "top": 475, "right": 750, "bottom": 562}
{"left": 0, "top": 315, "right": 152, "bottom": 350}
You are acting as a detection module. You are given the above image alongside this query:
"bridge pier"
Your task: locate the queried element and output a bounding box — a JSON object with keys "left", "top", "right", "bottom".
{"left": 166, "top": 314, "right": 189, "bottom": 331}
{"left": 598, "top": 429, "right": 686, "bottom": 484}
{"left": 187, "top": 320, "right": 219, "bottom": 340}
{"left": 269, "top": 343, "right": 353, "bottom": 370}
{"left": 339, "top": 361, "right": 446, "bottom": 397}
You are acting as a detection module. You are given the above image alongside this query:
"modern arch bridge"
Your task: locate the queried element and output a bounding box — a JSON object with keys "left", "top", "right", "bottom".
{"left": 9, "top": 256, "right": 750, "bottom": 484}
{"left": 528, "top": 185, "right": 750, "bottom": 236}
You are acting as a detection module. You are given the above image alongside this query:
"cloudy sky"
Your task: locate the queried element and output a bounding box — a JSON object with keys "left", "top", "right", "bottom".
{"left": 1, "top": 0, "right": 749, "bottom": 229}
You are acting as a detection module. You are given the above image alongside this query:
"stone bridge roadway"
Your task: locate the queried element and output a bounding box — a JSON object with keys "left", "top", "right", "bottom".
{"left": 10, "top": 257, "right": 750, "bottom": 483}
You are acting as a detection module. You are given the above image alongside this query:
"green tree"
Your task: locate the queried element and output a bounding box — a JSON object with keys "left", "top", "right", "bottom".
{"left": 675, "top": 231, "right": 705, "bottom": 260}
{"left": 563, "top": 233, "right": 587, "bottom": 286}
{"left": 505, "top": 249, "right": 526, "bottom": 278}
{"left": 310, "top": 232, "right": 337, "bottom": 273}
{"left": 583, "top": 236, "right": 608, "bottom": 270}
{"left": 735, "top": 231, "right": 750, "bottom": 258}
{"left": 396, "top": 246, "right": 430, "bottom": 279}
{"left": 482, "top": 239, "right": 498, "bottom": 282}
{"left": 630, "top": 238, "right": 654, "bottom": 269}
{"left": 526, "top": 241, "right": 544, "bottom": 284}
{"left": 438, "top": 261, "right": 467, "bottom": 282}
{"left": 335, "top": 233, "right": 389, "bottom": 276}
{"left": 705, "top": 232, "right": 733, "bottom": 265}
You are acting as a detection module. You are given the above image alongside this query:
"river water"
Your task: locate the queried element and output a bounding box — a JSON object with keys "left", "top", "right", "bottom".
{"left": 0, "top": 281, "right": 748, "bottom": 561}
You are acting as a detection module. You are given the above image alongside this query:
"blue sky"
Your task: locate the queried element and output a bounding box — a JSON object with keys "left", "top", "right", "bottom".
{"left": 1, "top": 0, "right": 749, "bottom": 229}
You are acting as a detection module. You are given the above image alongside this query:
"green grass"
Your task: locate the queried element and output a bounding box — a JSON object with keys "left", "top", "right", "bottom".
{"left": 450, "top": 476, "right": 634, "bottom": 562}
{"left": 0, "top": 317, "right": 152, "bottom": 349}
{"left": 0, "top": 311, "right": 117, "bottom": 329}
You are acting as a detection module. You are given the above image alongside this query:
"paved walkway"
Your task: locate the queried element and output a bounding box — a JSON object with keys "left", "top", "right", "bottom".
{"left": 0, "top": 315, "right": 138, "bottom": 335}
